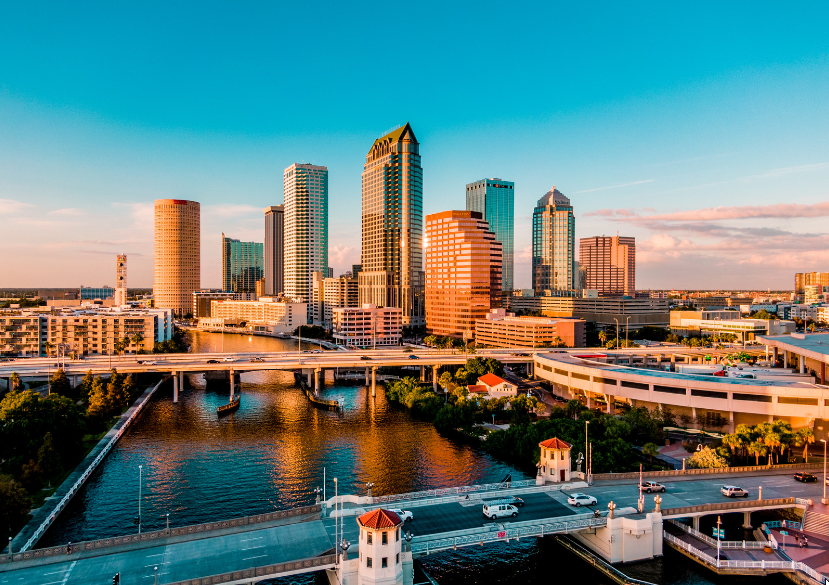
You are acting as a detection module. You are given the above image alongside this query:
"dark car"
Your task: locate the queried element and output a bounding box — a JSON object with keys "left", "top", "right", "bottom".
{"left": 795, "top": 472, "right": 818, "bottom": 483}
{"left": 249, "top": 357, "right": 264, "bottom": 362}
{"left": 206, "top": 359, "right": 220, "bottom": 364}
{"left": 504, "top": 496, "right": 524, "bottom": 507}
{"left": 360, "top": 355, "right": 371, "bottom": 361}
{"left": 408, "top": 355, "right": 419, "bottom": 360}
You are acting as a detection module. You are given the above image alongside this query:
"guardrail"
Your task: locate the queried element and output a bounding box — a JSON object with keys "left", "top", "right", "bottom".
{"left": 0, "top": 504, "right": 321, "bottom": 564}
{"left": 410, "top": 513, "right": 607, "bottom": 554}
{"left": 166, "top": 553, "right": 338, "bottom": 585}
{"left": 662, "top": 497, "right": 800, "bottom": 517}
{"left": 592, "top": 462, "right": 823, "bottom": 482}
{"left": 14, "top": 378, "right": 166, "bottom": 554}
{"left": 664, "top": 531, "right": 825, "bottom": 581}
{"left": 376, "top": 480, "right": 538, "bottom": 504}
{"left": 763, "top": 520, "right": 804, "bottom": 531}
{"left": 556, "top": 535, "right": 658, "bottom": 585}
{"left": 668, "top": 520, "right": 769, "bottom": 549}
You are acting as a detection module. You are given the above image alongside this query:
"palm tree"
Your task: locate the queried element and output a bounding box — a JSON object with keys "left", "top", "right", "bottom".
{"left": 722, "top": 433, "right": 744, "bottom": 465}
{"left": 643, "top": 442, "right": 660, "bottom": 464}
{"left": 131, "top": 332, "right": 144, "bottom": 350}
{"left": 747, "top": 441, "right": 768, "bottom": 466}
{"left": 762, "top": 432, "right": 782, "bottom": 466}
{"left": 796, "top": 428, "right": 816, "bottom": 463}
{"left": 598, "top": 331, "right": 607, "bottom": 347}
{"left": 43, "top": 340, "right": 53, "bottom": 358}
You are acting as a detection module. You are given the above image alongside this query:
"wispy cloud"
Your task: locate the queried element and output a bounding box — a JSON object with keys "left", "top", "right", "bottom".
{"left": 48, "top": 208, "right": 84, "bottom": 216}
{"left": 574, "top": 179, "right": 654, "bottom": 194}
{"left": 0, "top": 199, "right": 35, "bottom": 214}
{"left": 752, "top": 162, "right": 827, "bottom": 179}
{"left": 585, "top": 201, "right": 829, "bottom": 221}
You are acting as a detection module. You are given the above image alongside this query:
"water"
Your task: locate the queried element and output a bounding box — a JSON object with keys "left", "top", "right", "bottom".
{"left": 39, "top": 331, "right": 776, "bottom": 584}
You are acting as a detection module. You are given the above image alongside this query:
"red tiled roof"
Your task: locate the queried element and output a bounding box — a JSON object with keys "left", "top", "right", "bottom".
{"left": 478, "top": 373, "right": 508, "bottom": 387}
{"left": 467, "top": 385, "right": 488, "bottom": 394}
{"left": 358, "top": 508, "right": 402, "bottom": 529}
{"left": 539, "top": 437, "right": 572, "bottom": 450}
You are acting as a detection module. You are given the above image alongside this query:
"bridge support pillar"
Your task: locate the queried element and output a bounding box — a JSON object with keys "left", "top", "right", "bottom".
{"left": 307, "top": 369, "right": 313, "bottom": 387}
{"left": 784, "top": 351, "right": 789, "bottom": 369}
{"left": 229, "top": 369, "right": 235, "bottom": 400}
{"left": 173, "top": 372, "right": 179, "bottom": 403}
{"left": 692, "top": 516, "right": 700, "bottom": 531}
{"left": 742, "top": 511, "right": 752, "bottom": 529}
{"left": 606, "top": 396, "right": 613, "bottom": 414}
{"left": 365, "top": 367, "right": 370, "bottom": 386}
{"left": 420, "top": 365, "right": 425, "bottom": 382}
{"left": 800, "top": 357, "right": 806, "bottom": 374}
{"left": 772, "top": 346, "right": 779, "bottom": 364}
{"left": 433, "top": 365, "right": 439, "bottom": 392}
{"left": 315, "top": 368, "right": 321, "bottom": 394}
{"left": 371, "top": 366, "right": 377, "bottom": 397}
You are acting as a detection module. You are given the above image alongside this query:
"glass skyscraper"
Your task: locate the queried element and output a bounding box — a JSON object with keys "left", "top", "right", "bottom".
{"left": 466, "top": 178, "right": 514, "bottom": 294}
{"left": 221, "top": 234, "right": 264, "bottom": 294}
{"left": 532, "top": 186, "right": 575, "bottom": 294}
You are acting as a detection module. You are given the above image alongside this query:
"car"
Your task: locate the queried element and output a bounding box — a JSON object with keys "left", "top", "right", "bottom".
{"left": 389, "top": 508, "right": 413, "bottom": 522}
{"left": 408, "top": 355, "right": 419, "bottom": 360}
{"left": 360, "top": 356, "right": 372, "bottom": 360}
{"left": 206, "top": 359, "right": 220, "bottom": 364}
{"left": 222, "top": 357, "right": 236, "bottom": 362}
{"left": 640, "top": 481, "right": 666, "bottom": 493}
{"left": 499, "top": 496, "right": 524, "bottom": 507}
{"left": 794, "top": 472, "right": 818, "bottom": 483}
{"left": 313, "top": 349, "right": 322, "bottom": 354}
{"left": 513, "top": 353, "right": 530, "bottom": 357}
{"left": 567, "top": 493, "right": 598, "bottom": 507}
{"left": 249, "top": 357, "right": 264, "bottom": 362}
{"left": 140, "top": 360, "right": 158, "bottom": 365}
{"left": 721, "top": 485, "right": 749, "bottom": 498}
{"left": 482, "top": 503, "right": 518, "bottom": 519}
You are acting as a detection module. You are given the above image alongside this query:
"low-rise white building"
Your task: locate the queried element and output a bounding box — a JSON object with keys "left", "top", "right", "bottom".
{"left": 476, "top": 373, "right": 518, "bottom": 398}
{"left": 200, "top": 297, "right": 307, "bottom": 334}
{"left": 537, "top": 437, "right": 572, "bottom": 484}
{"left": 332, "top": 304, "right": 401, "bottom": 347}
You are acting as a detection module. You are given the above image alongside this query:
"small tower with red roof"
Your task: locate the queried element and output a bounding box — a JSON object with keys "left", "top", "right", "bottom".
{"left": 356, "top": 508, "right": 406, "bottom": 584}
{"left": 537, "top": 437, "right": 572, "bottom": 485}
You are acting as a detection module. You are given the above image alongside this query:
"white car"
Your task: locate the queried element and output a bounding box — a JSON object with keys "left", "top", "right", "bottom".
{"left": 141, "top": 360, "right": 158, "bottom": 365}
{"left": 721, "top": 485, "right": 749, "bottom": 498}
{"left": 567, "top": 493, "right": 598, "bottom": 507}
{"left": 640, "top": 481, "right": 666, "bottom": 493}
{"left": 389, "top": 509, "right": 413, "bottom": 522}
{"left": 222, "top": 357, "right": 237, "bottom": 362}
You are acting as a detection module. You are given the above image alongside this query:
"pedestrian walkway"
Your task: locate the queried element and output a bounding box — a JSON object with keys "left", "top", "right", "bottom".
{"left": 664, "top": 522, "right": 785, "bottom": 563}
{"left": 770, "top": 526, "right": 829, "bottom": 576}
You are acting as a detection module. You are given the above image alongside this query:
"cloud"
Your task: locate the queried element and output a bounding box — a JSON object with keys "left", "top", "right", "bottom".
{"left": 48, "top": 208, "right": 84, "bottom": 216}
{"left": 0, "top": 199, "right": 35, "bottom": 214}
{"left": 587, "top": 201, "right": 829, "bottom": 222}
{"left": 328, "top": 244, "right": 359, "bottom": 274}
{"left": 574, "top": 179, "right": 654, "bottom": 194}
{"left": 515, "top": 245, "right": 532, "bottom": 264}
{"left": 752, "top": 162, "right": 827, "bottom": 179}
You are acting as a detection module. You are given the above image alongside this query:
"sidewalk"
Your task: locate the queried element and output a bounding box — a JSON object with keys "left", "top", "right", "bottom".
{"left": 665, "top": 522, "right": 785, "bottom": 563}
{"left": 770, "top": 526, "right": 829, "bottom": 576}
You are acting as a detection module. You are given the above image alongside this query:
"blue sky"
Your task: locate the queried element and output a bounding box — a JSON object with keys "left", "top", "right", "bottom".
{"left": 1, "top": 2, "right": 828, "bottom": 290}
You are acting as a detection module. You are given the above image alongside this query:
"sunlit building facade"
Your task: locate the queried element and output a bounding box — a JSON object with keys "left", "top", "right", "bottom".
{"left": 532, "top": 187, "right": 574, "bottom": 294}
{"left": 579, "top": 235, "right": 636, "bottom": 295}
{"left": 466, "top": 178, "right": 514, "bottom": 294}
{"left": 221, "top": 234, "right": 264, "bottom": 294}
{"left": 264, "top": 205, "right": 284, "bottom": 297}
{"left": 154, "top": 199, "right": 201, "bottom": 316}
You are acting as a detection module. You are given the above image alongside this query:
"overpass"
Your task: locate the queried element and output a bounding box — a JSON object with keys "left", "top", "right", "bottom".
{"left": 0, "top": 466, "right": 817, "bottom": 585}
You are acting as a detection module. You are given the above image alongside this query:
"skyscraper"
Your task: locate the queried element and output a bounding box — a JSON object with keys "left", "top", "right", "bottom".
{"left": 283, "top": 163, "right": 328, "bottom": 306}
{"left": 579, "top": 236, "right": 636, "bottom": 295}
{"left": 114, "top": 254, "right": 127, "bottom": 306}
{"left": 425, "top": 210, "right": 502, "bottom": 338}
{"left": 264, "top": 205, "right": 284, "bottom": 296}
{"left": 221, "top": 234, "right": 264, "bottom": 294}
{"left": 154, "top": 199, "right": 200, "bottom": 316}
{"left": 532, "top": 186, "right": 574, "bottom": 294}
{"left": 359, "top": 123, "right": 424, "bottom": 326}
{"left": 466, "top": 178, "right": 514, "bottom": 294}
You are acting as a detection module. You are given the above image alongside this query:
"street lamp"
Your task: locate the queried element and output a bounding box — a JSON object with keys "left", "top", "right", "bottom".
{"left": 626, "top": 316, "right": 631, "bottom": 348}
{"left": 822, "top": 439, "right": 827, "bottom": 505}
{"left": 613, "top": 318, "right": 620, "bottom": 350}
{"left": 585, "top": 420, "right": 591, "bottom": 483}
{"left": 138, "top": 465, "right": 143, "bottom": 534}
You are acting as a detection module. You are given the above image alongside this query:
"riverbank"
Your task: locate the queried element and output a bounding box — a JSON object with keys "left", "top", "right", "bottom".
{"left": 6, "top": 376, "right": 165, "bottom": 555}
{"left": 178, "top": 324, "right": 339, "bottom": 349}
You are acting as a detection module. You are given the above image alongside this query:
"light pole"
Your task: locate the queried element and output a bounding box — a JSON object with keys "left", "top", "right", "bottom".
{"left": 585, "top": 420, "right": 591, "bottom": 483}
{"left": 138, "top": 465, "right": 143, "bottom": 534}
{"left": 822, "top": 439, "right": 827, "bottom": 505}
{"left": 613, "top": 318, "right": 620, "bottom": 350}
{"left": 333, "top": 478, "right": 339, "bottom": 564}
{"left": 626, "top": 316, "right": 631, "bottom": 348}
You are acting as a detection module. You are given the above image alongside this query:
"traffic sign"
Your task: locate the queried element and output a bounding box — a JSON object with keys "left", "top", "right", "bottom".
{"left": 780, "top": 530, "right": 789, "bottom": 536}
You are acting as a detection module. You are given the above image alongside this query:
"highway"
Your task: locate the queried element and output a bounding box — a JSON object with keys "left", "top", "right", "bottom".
{"left": 0, "top": 468, "right": 816, "bottom": 584}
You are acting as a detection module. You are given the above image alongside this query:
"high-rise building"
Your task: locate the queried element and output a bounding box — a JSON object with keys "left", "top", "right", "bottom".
{"left": 264, "top": 205, "right": 284, "bottom": 297}
{"left": 359, "top": 123, "right": 424, "bottom": 326}
{"left": 154, "top": 199, "right": 200, "bottom": 316}
{"left": 466, "top": 178, "right": 514, "bottom": 294}
{"left": 425, "top": 210, "right": 502, "bottom": 338}
{"left": 114, "top": 254, "right": 128, "bottom": 305}
{"left": 795, "top": 272, "right": 829, "bottom": 295}
{"left": 532, "top": 187, "right": 574, "bottom": 294}
{"left": 221, "top": 234, "right": 264, "bottom": 294}
{"left": 579, "top": 236, "right": 636, "bottom": 295}
{"left": 312, "top": 271, "right": 359, "bottom": 329}
{"left": 283, "top": 164, "right": 328, "bottom": 308}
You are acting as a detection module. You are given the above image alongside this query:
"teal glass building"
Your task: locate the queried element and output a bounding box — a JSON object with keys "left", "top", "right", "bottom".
{"left": 465, "top": 178, "right": 514, "bottom": 293}
{"left": 222, "top": 234, "right": 264, "bottom": 294}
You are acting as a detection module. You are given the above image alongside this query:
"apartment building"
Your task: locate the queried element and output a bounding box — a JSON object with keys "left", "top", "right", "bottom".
{"left": 474, "top": 308, "right": 585, "bottom": 348}
{"left": 332, "top": 304, "right": 402, "bottom": 347}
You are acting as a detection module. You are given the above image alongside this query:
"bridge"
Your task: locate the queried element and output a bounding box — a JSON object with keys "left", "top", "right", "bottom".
{"left": 0, "top": 466, "right": 818, "bottom": 585}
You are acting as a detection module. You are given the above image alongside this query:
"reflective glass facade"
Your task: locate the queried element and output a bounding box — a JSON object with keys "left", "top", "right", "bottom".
{"left": 222, "top": 235, "right": 264, "bottom": 294}
{"left": 532, "top": 186, "right": 574, "bottom": 294}
{"left": 465, "top": 178, "right": 514, "bottom": 293}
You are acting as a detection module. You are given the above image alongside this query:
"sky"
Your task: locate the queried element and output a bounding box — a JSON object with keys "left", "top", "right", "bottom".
{"left": 1, "top": 2, "right": 828, "bottom": 291}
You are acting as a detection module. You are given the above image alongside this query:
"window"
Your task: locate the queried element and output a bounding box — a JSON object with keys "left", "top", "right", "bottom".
{"left": 594, "top": 376, "right": 616, "bottom": 385}
{"left": 382, "top": 532, "right": 388, "bottom": 545}
{"left": 396, "top": 553, "right": 400, "bottom": 564}
{"left": 691, "top": 389, "right": 727, "bottom": 399}
{"left": 571, "top": 372, "right": 590, "bottom": 381}
{"left": 382, "top": 557, "right": 388, "bottom": 568}
{"left": 621, "top": 380, "right": 649, "bottom": 391}
{"left": 732, "top": 393, "right": 772, "bottom": 403}
{"left": 654, "top": 385, "right": 686, "bottom": 395}
{"left": 367, "top": 557, "right": 372, "bottom": 568}
{"left": 778, "top": 397, "right": 818, "bottom": 406}
{"left": 367, "top": 532, "right": 373, "bottom": 544}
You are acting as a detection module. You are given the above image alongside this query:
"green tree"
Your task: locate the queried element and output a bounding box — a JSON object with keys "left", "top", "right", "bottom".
{"left": 0, "top": 475, "right": 31, "bottom": 542}
{"left": 642, "top": 442, "right": 660, "bottom": 463}
{"left": 86, "top": 376, "right": 110, "bottom": 420}
{"left": 438, "top": 371, "right": 454, "bottom": 390}
{"left": 687, "top": 446, "right": 728, "bottom": 468}
{"left": 796, "top": 428, "right": 815, "bottom": 462}
{"left": 9, "top": 372, "right": 21, "bottom": 392}
{"left": 464, "top": 357, "right": 504, "bottom": 378}
{"left": 37, "top": 432, "right": 62, "bottom": 485}
{"left": 747, "top": 441, "right": 768, "bottom": 466}
{"left": 20, "top": 459, "right": 42, "bottom": 492}
{"left": 79, "top": 370, "right": 96, "bottom": 403}
{"left": 49, "top": 369, "right": 72, "bottom": 397}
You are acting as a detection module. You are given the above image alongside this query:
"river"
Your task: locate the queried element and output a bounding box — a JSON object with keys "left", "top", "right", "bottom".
{"left": 40, "top": 331, "right": 780, "bottom": 584}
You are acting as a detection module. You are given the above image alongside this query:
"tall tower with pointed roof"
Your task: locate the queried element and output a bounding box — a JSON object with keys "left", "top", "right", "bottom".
{"left": 532, "top": 186, "right": 575, "bottom": 294}
{"left": 359, "top": 123, "right": 425, "bottom": 326}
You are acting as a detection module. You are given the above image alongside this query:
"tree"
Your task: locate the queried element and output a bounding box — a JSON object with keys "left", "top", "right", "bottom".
{"left": 747, "top": 441, "right": 768, "bottom": 466}
{"left": 438, "top": 371, "right": 454, "bottom": 390}
{"left": 598, "top": 331, "right": 607, "bottom": 346}
{"left": 49, "top": 369, "right": 72, "bottom": 397}
{"left": 20, "top": 459, "right": 42, "bottom": 492}
{"left": 678, "top": 413, "right": 693, "bottom": 429}
{"left": 113, "top": 337, "right": 128, "bottom": 357}
{"left": 43, "top": 340, "right": 54, "bottom": 357}
{"left": 9, "top": 372, "right": 20, "bottom": 392}
{"left": 79, "top": 370, "right": 96, "bottom": 403}
{"left": 130, "top": 332, "right": 144, "bottom": 351}
{"left": 86, "top": 376, "right": 110, "bottom": 420}
{"left": 796, "top": 428, "right": 815, "bottom": 462}
{"left": 642, "top": 442, "right": 660, "bottom": 463}
{"left": 565, "top": 399, "right": 583, "bottom": 420}
{"left": 0, "top": 475, "right": 31, "bottom": 542}
{"left": 424, "top": 335, "right": 437, "bottom": 348}
{"left": 37, "top": 432, "right": 62, "bottom": 485}
{"left": 687, "top": 446, "right": 728, "bottom": 468}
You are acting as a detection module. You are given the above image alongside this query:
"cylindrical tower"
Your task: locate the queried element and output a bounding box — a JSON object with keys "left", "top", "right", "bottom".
{"left": 356, "top": 508, "right": 404, "bottom": 585}
{"left": 154, "top": 199, "right": 200, "bottom": 316}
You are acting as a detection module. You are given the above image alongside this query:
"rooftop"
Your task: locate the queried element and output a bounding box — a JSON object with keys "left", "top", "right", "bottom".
{"left": 358, "top": 508, "right": 402, "bottom": 529}
{"left": 539, "top": 437, "right": 572, "bottom": 450}
{"left": 758, "top": 333, "right": 829, "bottom": 359}
{"left": 478, "top": 373, "right": 509, "bottom": 386}
{"left": 536, "top": 186, "right": 570, "bottom": 208}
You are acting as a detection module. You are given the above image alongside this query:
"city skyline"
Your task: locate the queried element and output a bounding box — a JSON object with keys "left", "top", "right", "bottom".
{"left": 2, "top": 4, "right": 828, "bottom": 289}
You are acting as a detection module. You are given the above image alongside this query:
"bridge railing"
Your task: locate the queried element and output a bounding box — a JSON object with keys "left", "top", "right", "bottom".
{"left": 668, "top": 520, "right": 769, "bottom": 549}
{"left": 662, "top": 497, "right": 799, "bottom": 518}
{"left": 0, "top": 504, "right": 321, "bottom": 564}
{"left": 376, "top": 480, "right": 538, "bottom": 504}
{"left": 592, "top": 462, "right": 823, "bottom": 482}
{"left": 165, "top": 553, "right": 338, "bottom": 585}
{"left": 763, "top": 519, "right": 804, "bottom": 531}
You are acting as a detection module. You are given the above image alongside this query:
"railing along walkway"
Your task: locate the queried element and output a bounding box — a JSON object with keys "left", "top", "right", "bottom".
{"left": 166, "top": 553, "right": 337, "bottom": 585}
{"left": 667, "top": 520, "right": 770, "bottom": 549}
{"left": 376, "top": 479, "right": 542, "bottom": 504}
{"left": 662, "top": 497, "right": 807, "bottom": 518}
{"left": 593, "top": 462, "right": 823, "bottom": 482}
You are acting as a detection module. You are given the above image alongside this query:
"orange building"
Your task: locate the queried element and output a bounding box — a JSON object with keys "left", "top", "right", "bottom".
{"left": 154, "top": 199, "right": 200, "bottom": 315}
{"left": 425, "top": 210, "right": 502, "bottom": 338}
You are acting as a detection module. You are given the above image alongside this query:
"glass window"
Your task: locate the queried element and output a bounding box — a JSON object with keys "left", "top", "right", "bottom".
{"left": 367, "top": 532, "right": 372, "bottom": 544}
{"left": 382, "top": 532, "right": 388, "bottom": 545}
{"left": 367, "top": 557, "right": 372, "bottom": 568}
{"left": 382, "top": 557, "right": 388, "bottom": 568}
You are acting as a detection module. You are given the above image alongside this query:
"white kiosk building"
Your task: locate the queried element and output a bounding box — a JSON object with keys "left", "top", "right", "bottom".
{"left": 536, "top": 437, "right": 572, "bottom": 484}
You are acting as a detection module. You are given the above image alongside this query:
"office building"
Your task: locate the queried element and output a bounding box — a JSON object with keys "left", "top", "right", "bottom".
{"left": 425, "top": 210, "right": 502, "bottom": 338}
{"left": 332, "top": 304, "right": 402, "bottom": 347}
{"left": 475, "top": 308, "right": 586, "bottom": 348}
{"left": 579, "top": 236, "right": 636, "bottom": 295}
{"left": 532, "top": 186, "right": 574, "bottom": 294}
{"left": 264, "top": 205, "right": 284, "bottom": 296}
{"left": 506, "top": 295, "right": 669, "bottom": 331}
{"left": 283, "top": 164, "right": 328, "bottom": 309}
{"left": 79, "top": 286, "right": 114, "bottom": 300}
{"left": 312, "top": 271, "right": 359, "bottom": 330}
{"left": 221, "top": 234, "right": 264, "bottom": 294}
{"left": 669, "top": 310, "right": 796, "bottom": 342}
{"left": 200, "top": 298, "right": 307, "bottom": 334}
{"left": 466, "top": 178, "right": 514, "bottom": 293}
{"left": 795, "top": 272, "right": 829, "bottom": 295}
{"left": 805, "top": 285, "right": 829, "bottom": 305}
{"left": 154, "top": 199, "right": 201, "bottom": 316}
{"left": 192, "top": 290, "right": 235, "bottom": 319}
{"left": 359, "top": 123, "right": 424, "bottom": 326}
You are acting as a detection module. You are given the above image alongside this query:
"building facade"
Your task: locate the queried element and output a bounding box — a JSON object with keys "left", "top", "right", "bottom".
{"left": 0, "top": 314, "right": 45, "bottom": 356}
{"left": 284, "top": 164, "right": 328, "bottom": 309}
{"left": 359, "top": 123, "right": 425, "bottom": 326}
{"left": 475, "top": 308, "right": 586, "bottom": 348}
{"left": 795, "top": 272, "right": 829, "bottom": 295}
{"left": 154, "top": 199, "right": 201, "bottom": 316}
{"left": 506, "top": 295, "right": 669, "bottom": 331}
{"left": 532, "top": 187, "right": 574, "bottom": 294}
{"left": 192, "top": 290, "right": 235, "bottom": 319}
{"left": 332, "top": 304, "right": 402, "bottom": 347}
{"left": 221, "top": 234, "right": 264, "bottom": 294}
{"left": 202, "top": 298, "right": 307, "bottom": 334}
{"left": 425, "top": 210, "right": 502, "bottom": 338}
{"left": 312, "top": 272, "right": 359, "bottom": 330}
{"left": 579, "top": 236, "right": 636, "bottom": 295}
{"left": 79, "top": 286, "right": 114, "bottom": 300}
{"left": 466, "top": 178, "right": 514, "bottom": 294}
{"left": 264, "top": 205, "right": 284, "bottom": 297}
{"left": 115, "top": 254, "right": 128, "bottom": 305}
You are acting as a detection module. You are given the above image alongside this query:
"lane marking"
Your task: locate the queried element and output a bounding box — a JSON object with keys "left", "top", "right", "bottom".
{"left": 60, "top": 561, "right": 76, "bottom": 585}
{"left": 241, "top": 545, "right": 265, "bottom": 550}
{"left": 242, "top": 554, "right": 267, "bottom": 561}
{"left": 145, "top": 553, "right": 165, "bottom": 557}
{"left": 241, "top": 536, "right": 264, "bottom": 542}
{"left": 144, "top": 561, "right": 170, "bottom": 567}
{"left": 43, "top": 569, "right": 70, "bottom": 575}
